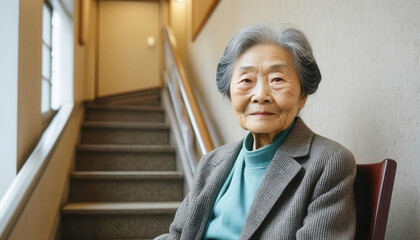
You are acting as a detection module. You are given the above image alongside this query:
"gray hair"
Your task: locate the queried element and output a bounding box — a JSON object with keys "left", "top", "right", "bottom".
{"left": 216, "top": 23, "right": 321, "bottom": 98}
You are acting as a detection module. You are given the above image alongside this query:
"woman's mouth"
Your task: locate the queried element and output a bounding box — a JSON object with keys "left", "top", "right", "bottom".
{"left": 251, "top": 111, "right": 274, "bottom": 116}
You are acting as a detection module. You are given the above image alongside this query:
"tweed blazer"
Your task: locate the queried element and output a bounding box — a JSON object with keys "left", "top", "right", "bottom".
{"left": 155, "top": 118, "right": 356, "bottom": 240}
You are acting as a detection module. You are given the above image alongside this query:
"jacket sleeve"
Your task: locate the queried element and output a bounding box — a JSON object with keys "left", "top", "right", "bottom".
{"left": 154, "top": 192, "right": 192, "bottom": 240}
{"left": 296, "top": 149, "right": 357, "bottom": 240}
{"left": 154, "top": 150, "right": 212, "bottom": 240}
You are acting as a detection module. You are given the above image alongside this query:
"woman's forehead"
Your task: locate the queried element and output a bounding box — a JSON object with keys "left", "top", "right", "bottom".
{"left": 234, "top": 44, "right": 295, "bottom": 73}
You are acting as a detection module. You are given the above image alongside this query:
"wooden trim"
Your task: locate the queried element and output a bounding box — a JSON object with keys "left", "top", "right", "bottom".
{"left": 95, "top": 1, "right": 100, "bottom": 98}
{"left": 163, "top": 27, "right": 215, "bottom": 153}
{"left": 78, "top": 0, "right": 90, "bottom": 45}
{"left": 192, "top": 0, "right": 220, "bottom": 41}
{"left": 78, "top": 0, "right": 84, "bottom": 45}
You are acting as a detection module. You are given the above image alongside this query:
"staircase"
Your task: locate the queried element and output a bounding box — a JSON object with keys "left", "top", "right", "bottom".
{"left": 61, "top": 88, "right": 183, "bottom": 239}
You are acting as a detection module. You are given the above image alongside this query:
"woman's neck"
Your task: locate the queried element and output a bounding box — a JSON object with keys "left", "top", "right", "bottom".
{"left": 252, "top": 132, "right": 280, "bottom": 150}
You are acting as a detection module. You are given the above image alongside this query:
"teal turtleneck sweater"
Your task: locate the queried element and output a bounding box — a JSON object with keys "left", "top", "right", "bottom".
{"left": 204, "top": 122, "right": 294, "bottom": 240}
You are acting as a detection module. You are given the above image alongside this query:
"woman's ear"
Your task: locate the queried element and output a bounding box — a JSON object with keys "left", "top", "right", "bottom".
{"left": 299, "top": 93, "right": 307, "bottom": 109}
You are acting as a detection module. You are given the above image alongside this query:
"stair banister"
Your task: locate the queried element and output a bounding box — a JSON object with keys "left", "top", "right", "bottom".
{"left": 162, "top": 26, "right": 215, "bottom": 155}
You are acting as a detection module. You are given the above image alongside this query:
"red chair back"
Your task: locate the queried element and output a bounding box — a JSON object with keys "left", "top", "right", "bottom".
{"left": 354, "top": 159, "right": 397, "bottom": 240}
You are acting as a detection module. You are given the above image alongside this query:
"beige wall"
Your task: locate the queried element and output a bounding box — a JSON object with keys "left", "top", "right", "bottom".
{"left": 169, "top": 0, "right": 188, "bottom": 66}
{"left": 84, "top": 0, "right": 97, "bottom": 100}
{"left": 74, "top": 0, "right": 97, "bottom": 102}
{"left": 171, "top": 0, "right": 420, "bottom": 239}
{"left": 17, "top": 0, "right": 44, "bottom": 170}
{"left": 97, "top": 1, "right": 160, "bottom": 97}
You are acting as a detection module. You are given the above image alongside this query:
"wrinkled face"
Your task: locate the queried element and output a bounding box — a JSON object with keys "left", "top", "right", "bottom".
{"left": 230, "top": 44, "right": 307, "bottom": 136}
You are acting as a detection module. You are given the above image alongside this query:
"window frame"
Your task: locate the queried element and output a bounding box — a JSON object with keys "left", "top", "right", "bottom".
{"left": 41, "top": 0, "right": 56, "bottom": 127}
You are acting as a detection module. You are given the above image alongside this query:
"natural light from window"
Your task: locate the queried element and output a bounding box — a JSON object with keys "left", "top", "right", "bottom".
{"left": 41, "top": 2, "right": 53, "bottom": 113}
{"left": 51, "top": 7, "right": 63, "bottom": 110}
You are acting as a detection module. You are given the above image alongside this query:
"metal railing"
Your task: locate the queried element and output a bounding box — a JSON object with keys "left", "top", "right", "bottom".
{"left": 162, "top": 26, "right": 215, "bottom": 187}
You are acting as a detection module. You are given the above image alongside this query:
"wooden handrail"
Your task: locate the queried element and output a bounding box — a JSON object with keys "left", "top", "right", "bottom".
{"left": 192, "top": 0, "right": 220, "bottom": 41}
{"left": 163, "top": 26, "right": 215, "bottom": 154}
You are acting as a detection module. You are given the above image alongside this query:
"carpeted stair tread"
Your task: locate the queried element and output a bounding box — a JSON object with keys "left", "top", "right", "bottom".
{"left": 84, "top": 104, "right": 165, "bottom": 122}
{"left": 82, "top": 121, "right": 169, "bottom": 129}
{"left": 69, "top": 171, "right": 184, "bottom": 202}
{"left": 92, "top": 95, "right": 161, "bottom": 106}
{"left": 71, "top": 171, "right": 184, "bottom": 180}
{"left": 77, "top": 144, "right": 175, "bottom": 153}
{"left": 62, "top": 202, "right": 181, "bottom": 215}
{"left": 76, "top": 145, "right": 176, "bottom": 171}
{"left": 80, "top": 123, "right": 170, "bottom": 145}
{"left": 85, "top": 104, "right": 164, "bottom": 112}
{"left": 91, "top": 88, "right": 161, "bottom": 103}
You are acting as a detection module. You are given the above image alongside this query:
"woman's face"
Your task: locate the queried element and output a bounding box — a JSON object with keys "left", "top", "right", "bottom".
{"left": 230, "top": 44, "right": 307, "bottom": 138}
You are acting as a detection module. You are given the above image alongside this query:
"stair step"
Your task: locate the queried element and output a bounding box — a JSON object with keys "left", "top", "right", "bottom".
{"left": 76, "top": 144, "right": 176, "bottom": 171}
{"left": 69, "top": 171, "right": 184, "bottom": 202}
{"left": 71, "top": 171, "right": 183, "bottom": 179}
{"left": 62, "top": 202, "right": 181, "bottom": 214}
{"left": 85, "top": 105, "right": 163, "bottom": 111}
{"left": 77, "top": 144, "right": 176, "bottom": 152}
{"left": 111, "top": 96, "right": 161, "bottom": 106}
{"left": 81, "top": 122, "right": 170, "bottom": 145}
{"left": 94, "top": 95, "right": 161, "bottom": 106}
{"left": 82, "top": 121, "right": 169, "bottom": 129}
{"left": 85, "top": 105, "right": 165, "bottom": 122}
{"left": 94, "top": 88, "right": 161, "bottom": 102}
{"left": 61, "top": 202, "right": 180, "bottom": 240}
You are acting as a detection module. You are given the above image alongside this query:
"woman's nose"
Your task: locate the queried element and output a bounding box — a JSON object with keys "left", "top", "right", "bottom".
{"left": 251, "top": 79, "right": 272, "bottom": 103}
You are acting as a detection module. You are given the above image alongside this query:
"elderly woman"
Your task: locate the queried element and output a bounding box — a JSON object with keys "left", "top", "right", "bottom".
{"left": 156, "top": 24, "right": 356, "bottom": 239}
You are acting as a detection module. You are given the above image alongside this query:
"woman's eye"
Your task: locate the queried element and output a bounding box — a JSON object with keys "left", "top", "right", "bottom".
{"left": 241, "top": 79, "right": 252, "bottom": 83}
{"left": 273, "top": 78, "right": 284, "bottom": 82}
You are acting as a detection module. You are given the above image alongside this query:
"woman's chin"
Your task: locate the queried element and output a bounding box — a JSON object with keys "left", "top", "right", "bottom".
{"left": 244, "top": 120, "right": 285, "bottom": 135}
{"left": 247, "top": 126, "right": 280, "bottom": 135}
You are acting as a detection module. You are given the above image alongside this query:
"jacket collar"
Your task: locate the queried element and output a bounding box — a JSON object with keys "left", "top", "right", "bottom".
{"left": 280, "top": 117, "right": 314, "bottom": 158}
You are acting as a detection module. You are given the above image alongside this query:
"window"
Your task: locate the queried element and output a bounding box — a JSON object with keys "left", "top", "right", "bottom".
{"left": 41, "top": 0, "right": 74, "bottom": 124}
{"left": 41, "top": 1, "right": 53, "bottom": 114}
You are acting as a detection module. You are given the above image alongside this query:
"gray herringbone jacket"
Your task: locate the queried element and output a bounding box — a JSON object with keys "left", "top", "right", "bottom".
{"left": 155, "top": 118, "right": 356, "bottom": 240}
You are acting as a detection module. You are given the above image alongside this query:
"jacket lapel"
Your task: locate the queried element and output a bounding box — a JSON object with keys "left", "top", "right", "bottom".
{"left": 240, "top": 118, "right": 314, "bottom": 239}
{"left": 182, "top": 141, "right": 242, "bottom": 239}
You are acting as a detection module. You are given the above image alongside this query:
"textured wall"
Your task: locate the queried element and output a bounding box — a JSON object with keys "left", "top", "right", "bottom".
{"left": 16, "top": 0, "right": 44, "bottom": 170}
{"left": 181, "top": 0, "right": 420, "bottom": 239}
